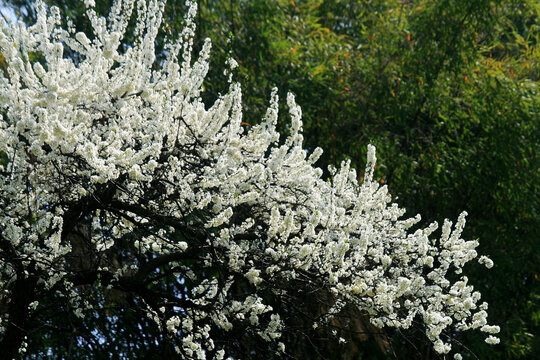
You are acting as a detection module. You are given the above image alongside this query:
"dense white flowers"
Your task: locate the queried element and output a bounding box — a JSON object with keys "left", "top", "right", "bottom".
{"left": 0, "top": 0, "right": 499, "bottom": 358}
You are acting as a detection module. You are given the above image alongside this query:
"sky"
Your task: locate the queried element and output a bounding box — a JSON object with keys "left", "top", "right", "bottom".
{"left": 0, "top": 3, "right": 18, "bottom": 24}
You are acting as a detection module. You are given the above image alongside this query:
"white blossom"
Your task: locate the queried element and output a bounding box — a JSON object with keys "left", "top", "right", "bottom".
{"left": 0, "top": 0, "right": 499, "bottom": 358}
{"left": 485, "top": 335, "right": 501, "bottom": 345}
{"left": 478, "top": 255, "right": 494, "bottom": 269}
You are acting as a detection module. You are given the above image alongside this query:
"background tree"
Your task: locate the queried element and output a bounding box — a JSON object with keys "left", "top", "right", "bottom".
{"left": 1, "top": 0, "right": 538, "bottom": 359}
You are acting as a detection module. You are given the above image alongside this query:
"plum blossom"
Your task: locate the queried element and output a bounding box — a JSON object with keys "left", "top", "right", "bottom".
{"left": 0, "top": 0, "right": 499, "bottom": 358}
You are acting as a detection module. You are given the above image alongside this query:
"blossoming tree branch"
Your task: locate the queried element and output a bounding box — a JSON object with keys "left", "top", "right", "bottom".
{"left": 0, "top": 0, "right": 499, "bottom": 358}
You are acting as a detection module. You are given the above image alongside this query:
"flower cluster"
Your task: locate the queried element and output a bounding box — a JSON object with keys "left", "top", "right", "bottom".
{"left": 0, "top": 0, "right": 498, "bottom": 358}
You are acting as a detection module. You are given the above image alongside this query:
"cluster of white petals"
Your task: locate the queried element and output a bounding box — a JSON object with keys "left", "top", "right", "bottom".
{"left": 0, "top": 0, "right": 498, "bottom": 358}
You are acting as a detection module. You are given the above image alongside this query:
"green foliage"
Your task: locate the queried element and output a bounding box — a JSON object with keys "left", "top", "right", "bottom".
{"left": 2, "top": 0, "right": 538, "bottom": 358}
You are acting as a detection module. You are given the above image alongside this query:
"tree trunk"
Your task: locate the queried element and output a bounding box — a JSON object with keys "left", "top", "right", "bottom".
{"left": 0, "top": 275, "right": 37, "bottom": 359}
